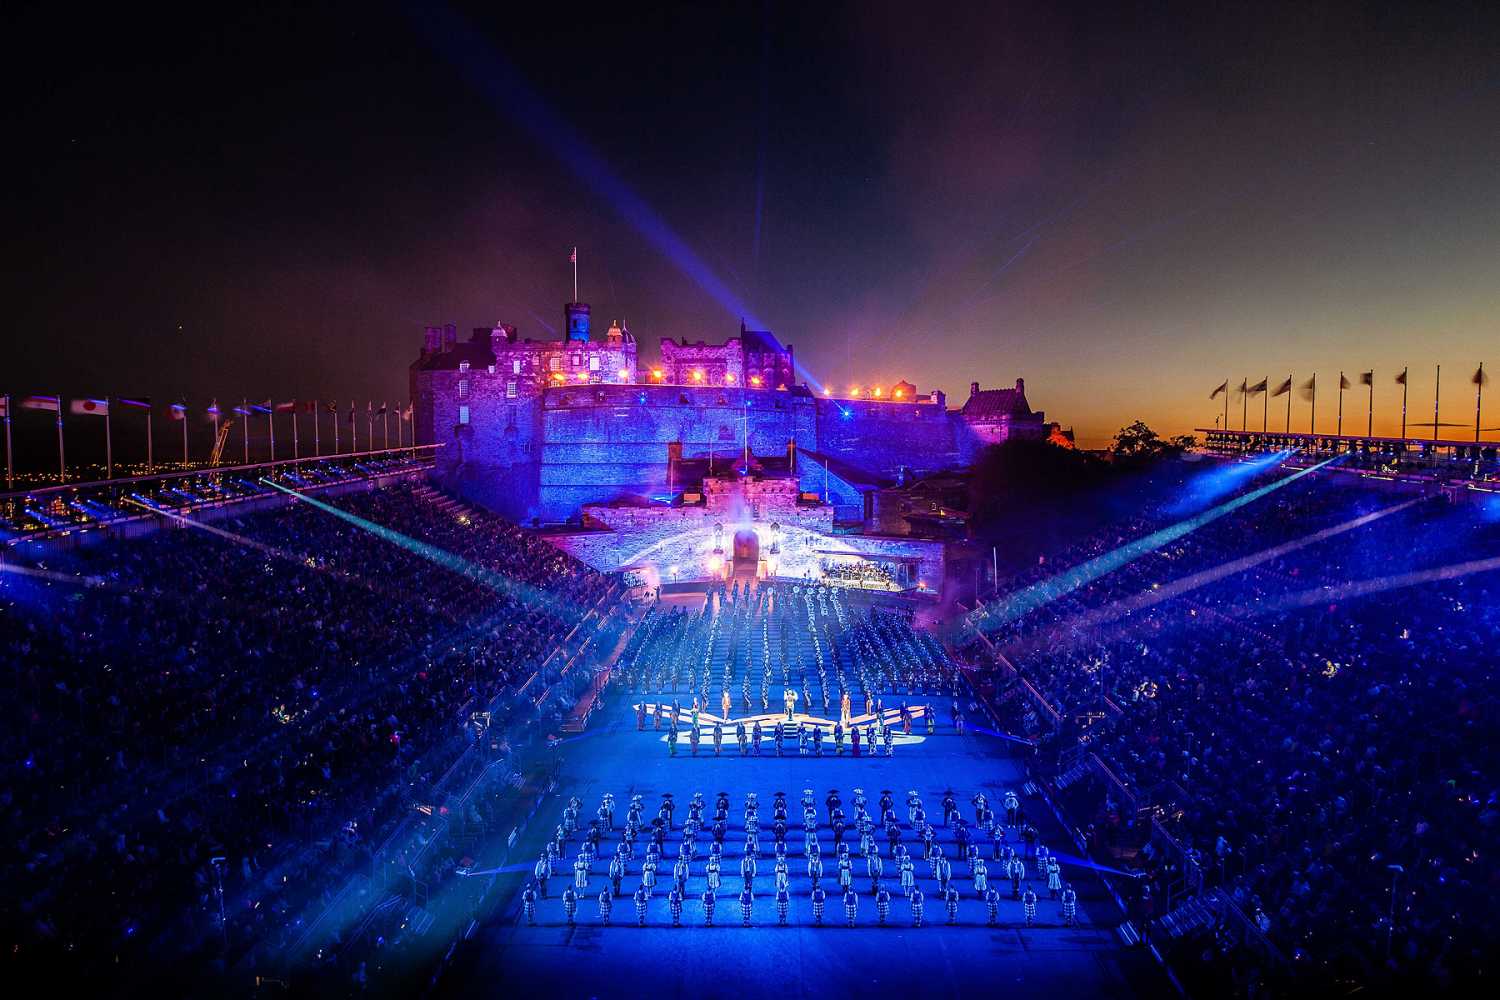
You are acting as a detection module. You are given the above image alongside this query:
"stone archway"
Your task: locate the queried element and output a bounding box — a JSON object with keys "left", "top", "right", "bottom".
{"left": 732, "top": 529, "right": 760, "bottom": 578}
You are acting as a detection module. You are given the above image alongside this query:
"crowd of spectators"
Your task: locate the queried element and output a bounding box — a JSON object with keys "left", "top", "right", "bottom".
{"left": 964, "top": 474, "right": 1500, "bottom": 995}
{"left": 1, "top": 480, "right": 615, "bottom": 987}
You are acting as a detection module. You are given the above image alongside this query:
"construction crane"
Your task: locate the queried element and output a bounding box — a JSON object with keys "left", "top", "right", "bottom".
{"left": 210, "top": 419, "right": 234, "bottom": 467}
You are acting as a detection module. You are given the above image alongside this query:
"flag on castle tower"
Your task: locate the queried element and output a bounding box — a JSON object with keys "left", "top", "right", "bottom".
{"left": 22, "top": 395, "right": 61, "bottom": 412}
{"left": 1247, "top": 378, "right": 1268, "bottom": 394}
{"left": 1338, "top": 373, "right": 1352, "bottom": 390}
{"left": 1474, "top": 365, "right": 1490, "bottom": 386}
{"left": 1395, "top": 369, "right": 1408, "bottom": 385}
{"left": 1360, "top": 371, "right": 1374, "bottom": 386}
{"left": 1272, "top": 377, "right": 1293, "bottom": 397}
{"left": 1209, "top": 380, "right": 1228, "bottom": 399}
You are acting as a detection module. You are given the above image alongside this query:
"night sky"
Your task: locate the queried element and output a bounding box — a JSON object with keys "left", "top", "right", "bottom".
{"left": 4, "top": 0, "right": 1499, "bottom": 451}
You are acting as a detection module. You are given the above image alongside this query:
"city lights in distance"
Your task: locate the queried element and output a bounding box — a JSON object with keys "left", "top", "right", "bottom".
{"left": 750, "top": 375, "right": 762, "bottom": 386}
{"left": 617, "top": 368, "right": 630, "bottom": 380}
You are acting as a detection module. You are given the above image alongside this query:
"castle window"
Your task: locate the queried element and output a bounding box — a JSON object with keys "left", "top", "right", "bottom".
{"left": 458, "top": 379, "right": 469, "bottom": 399}
{"left": 572, "top": 353, "right": 582, "bottom": 367}
{"left": 512, "top": 359, "right": 522, "bottom": 375}
{"left": 678, "top": 393, "right": 690, "bottom": 405}
{"left": 506, "top": 380, "right": 518, "bottom": 399}
{"left": 589, "top": 355, "right": 600, "bottom": 371}
{"left": 458, "top": 405, "right": 470, "bottom": 425}
{"left": 549, "top": 356, "right": 561, "bottom": 371}
{"left": 487, "top": 364, "right": 496, "bottom": 374}
{"left": 718, "top": 425, "right": 733, "bottom": 441}
{"left": 459, "top": 361, "right": 470, "bottom": 373}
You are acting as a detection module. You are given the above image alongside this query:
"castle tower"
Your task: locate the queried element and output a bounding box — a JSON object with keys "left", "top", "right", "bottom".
{"left": 565, "top": 301, "right": 591, "bottom": 343}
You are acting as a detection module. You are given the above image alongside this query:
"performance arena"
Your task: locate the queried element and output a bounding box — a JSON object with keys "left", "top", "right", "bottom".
{"left": 3, "top": 445, "right": 1498, "bottom": 999}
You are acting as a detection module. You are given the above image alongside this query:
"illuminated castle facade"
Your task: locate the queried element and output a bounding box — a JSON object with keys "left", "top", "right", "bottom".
{"left": 410, "top": 298, "right": 1047, "bottom": 526}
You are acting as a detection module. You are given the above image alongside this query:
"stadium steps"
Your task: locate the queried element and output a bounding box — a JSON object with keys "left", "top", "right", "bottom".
{"left": 402, "top": 902, "right": 436, "bottom": 937}
{"left": 1052, "top": 759, "right": 1094, "bottom": 791}
{"left": 1156, "top": 889, "right": 1224, "bottom": 939}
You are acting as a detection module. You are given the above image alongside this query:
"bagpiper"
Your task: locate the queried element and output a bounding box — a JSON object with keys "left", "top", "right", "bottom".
{"left": 984, "top": 886, "right": 1000, "bottom": 926}
{"left": 811, "top": 885, "right": 827, "bottom": 925}
{"left": 562, "top": 886, "right": 578, "bottom": 926}
{"left": 702, "top": 887, "right": 717, "bottom": 926}
{"left": 899, "top": 856, "right": 916, "bottom": 897}
{"left": 633, "top": 884, "right": 650, "bottom": 926}
{"left": 1047, "top": 856, "right": 1062, "bottom": 899}
{"left": 1060, "top": 884, "right": 1077, "bottom": 927}
{"left": 533, "top": 854, "right": 550, "bottom": 898}
{"left": 522, "top": 882, "right": 538, "bottom": 925}
{"left": 875, "top": 885, "right": 892, "bottom": 926}
{"left": 598, "top": 887, "right": 613, "bottom": 926}
{"left": 713, "top": 722, "right": 724, "bottom": 756}
{"left": 910, "top": 886, "right": 925, "bottom": 927}
{"left": 775, "top": 886, "right": 791, "bottom": 925}
{"left": 609, "top": 854, "right": 626, "bottom": 897}
{"left": 739, "top": 886, "right": 755, "bottom": 926}
{"left": 943, "top": 886, "right": 960, "bottom": 925}
{"left": 1022, "top": 885, "right": 1038, "bottom": 927}
{"left": 573, "top": 854, "right": 589, "bottom": 891}
{"left": 973, "top": 858, "right": 989, "bottom": 898}
{"left": 843, "top": 887, "right": 859, "bottom": 927}
{"left": 668, "top": 886, "right": 684, "bottom": 926}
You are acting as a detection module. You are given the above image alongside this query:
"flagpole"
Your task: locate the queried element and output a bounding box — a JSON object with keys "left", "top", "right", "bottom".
{"left": 1433, "top": 365, "right": 1441, "bottom": 443}
{"left": 1477, "top": 362, "right": 1485, "bottom": 444}
{"left": 1285, "top": 374, "right": 1292, "bottom": 432}
{"left": 313, "top": 401, "right": 321, "bottom": 456}
{"left": 1310, "top": 374, "right": 1316, "bottom": 437}
{"left": 1400, "top": 368, "right": 1408, "bottom": 441}
{"left": 105, "top": 397, "right": 113, "bottom": 480}
{"left": 1367, "top": 372, "right": 1374, "bottom": 438}
{"left": 3, "top": 395, "right": 12, "bottom": 491}
{"left": 268, "top": 404, "right": 276, "bottom": 463}
{"left": 181, "top": 406, "right": 188, "bottom": 467}
{"left": 333, "top": 402, "right": 340, "bottom": 455}
{"left": 1336, "top": 371, "right": 1344, "bottom": 438}
{"left": 1242, "top": 379, "right": 1248, "bottom": 431}
{"left": 242, "top": 399, "right": 250, "bottom": 465}
{"left": 383, "top": 406, "right": 390, "bottom": 450}
{"left": 1223, "top": 377, "right": 1229, "bottom": 432}
{"left": 572, "top": 246, "right": 578, "bottom": 302}
{"left": 145, "top": 405, "right": 154, "bottom": 472}
{"left": 1262, "top": 379, "right": 1268, "bottom": 432}
{"left": 57, "top": 396, "right": 66, "bottom": 481}
{"left": 292, "top": 402, "right": 300, "bottom": 459}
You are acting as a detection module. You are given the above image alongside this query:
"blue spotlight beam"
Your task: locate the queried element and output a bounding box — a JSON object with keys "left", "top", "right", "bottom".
{"left": 260, "top": 479, "right": 561, "bottom": 610}
{"left": 1036, "top": 496, "right": 1423, "bottom": 639}
{"left": 1225, "top": 554, "right": 1500, "bottom": 619}
{"left": 981, "top": 454, "right": 1344, "bottom": 630}
{"left": 410, "top": 4, "right": 766, "bottom": 332}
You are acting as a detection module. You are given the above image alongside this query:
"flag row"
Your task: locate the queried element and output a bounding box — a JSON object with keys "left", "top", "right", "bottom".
{"left": 1207, "top": 364, "right": 1489, "bottom": 440}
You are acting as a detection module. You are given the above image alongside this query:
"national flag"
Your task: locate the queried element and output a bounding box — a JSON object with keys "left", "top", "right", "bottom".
{"left": 1338, "top": 374, "right": 1351, "bottom": 390}
{"left": 22, "top": 395, "right": 61, "bottom": 412}
{"left": 1236, "top": 378, "right": 1249, "bottom": 395}
{"left": 248, "top": 399, "right": 272, "bottom": 413}
{"left": 70, "top": 398, "right": 110, "bottom": 416}
{"left": 375, "top": 402, "right": 388, "bottom": 415}
{"left": 326, "top": 399, "right": 338, "bottom": 413}
{"left": 1359, "top": 371, "right": 1374, "bottom": 386}
{"left": 1209, "top": 380, "right": 1228, "bottom": 400}
{"left": 170, "top": 402, "right": 187, "bottom": 420}
{"left": 402, "top": 404, "right": 413, "bottom": 419}
{"left": 1298, "top": 375, "right": 1317, "bottom": 401}
{"left": 275, "top": 400, "right": 297, "bottom": 413}
{"left": 1395, "top": 369, "right": 1408, "bottom": 385}
{"left": 1272, "top": 377, "right": 1292, "bottom": 397}
{"left": 1248, "top": 378, "right": 1268, "bottom": 394}
{"left": 569, "top": 246, "right": 577, "bottom": 264}
{"left": 304, "top": 400, "right": 317, "bottom": 413}
{"left": 1474, "top": 364, "right": 1489, "bottom": 386}
{"left": 0, "top": 395, "right": 8, "bottom": 418}
{"left": 205, "top": 401, "right": 221, "bottom": 420}
{"left": 118, "top": 397, "right": 152, "bottom": 410}
{"left": 348, "top": 401, "right": 356, "bottom": 423}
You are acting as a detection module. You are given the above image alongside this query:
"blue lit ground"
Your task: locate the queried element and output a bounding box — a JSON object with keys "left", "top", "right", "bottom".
{"left": 434, "top": 699, "right": 1170, "bottom": 999}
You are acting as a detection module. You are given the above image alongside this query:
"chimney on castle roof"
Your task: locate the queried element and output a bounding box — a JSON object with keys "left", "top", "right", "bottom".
{"left": 442, "top": 323, "right": 457, "bottom": 353}
{"left": 422, "top": 325, "right": 442, "bottom": 356}
{"left": 1015, "top": 377, "right": 1025, "bottom": 394}
{"left": 970, "top": 381, "right": 980, "bottom": 397}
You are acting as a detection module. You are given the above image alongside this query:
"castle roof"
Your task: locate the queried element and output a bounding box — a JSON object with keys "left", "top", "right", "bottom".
{"left": 961, "top": 383, "right": 1034, "bottom": 421}
{"left": 412, "top": 338, "right": 495, "bottom": 372}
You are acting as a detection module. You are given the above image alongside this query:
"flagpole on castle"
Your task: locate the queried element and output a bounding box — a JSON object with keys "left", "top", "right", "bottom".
{"left": 1433, "top": 365, "right": 1441, "bottom": 443}
{"left": 292, "top": 401, "right": 300, "bottom": 459}
{"left": 1223, "top": 377, "right": 1229, "bottom": 431}
{"left": 1262, "top": 378, "right": 1268, "bottom": 432}
{"left": 313, "top": 401, "right": 321, "bottom": 457}
{"left": 1476, "top": 362, "right": 1486, "bottom": 444}
{"left": 3, "top": 395, "right": 12, "bottom": 491}
{"left": 1336, "top": 371, "right": 1345, "bottom": 437}
{"left": 1399, "top": 368, "right": 1408, "bottom": 441}
{"left": 571, "top": 246, "right": 578, "bottom": 302}
{"left": 105, "top": 397, "right": 113, "bottom": 480}
{"left": 1368, "top": 371, "right": 1374, "bottom": 438}
{"left": 57, "top": 395, "right": 66, "bottom": 480}
{"left": 1285, "top": 374, "right": 1292, "bottom": 432}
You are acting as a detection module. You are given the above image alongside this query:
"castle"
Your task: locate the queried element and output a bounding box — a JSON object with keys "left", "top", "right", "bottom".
{"left": 410, "top": 299, "right": 1048, "bottom": 541}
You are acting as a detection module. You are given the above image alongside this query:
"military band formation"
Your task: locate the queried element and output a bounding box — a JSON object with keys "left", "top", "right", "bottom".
{"left": 519, "top": 787, "right": 1078, "bottom": 929}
